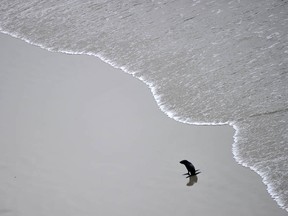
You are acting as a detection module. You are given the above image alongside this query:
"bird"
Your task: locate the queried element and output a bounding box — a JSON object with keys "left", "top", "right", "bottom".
{"left": 180, "top": 160, "right": 201, "bottom": 178}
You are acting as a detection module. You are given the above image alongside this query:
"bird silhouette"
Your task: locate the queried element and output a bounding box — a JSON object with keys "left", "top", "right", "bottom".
{"left": 180, "top": 160, "right": 201, "bottom": 178}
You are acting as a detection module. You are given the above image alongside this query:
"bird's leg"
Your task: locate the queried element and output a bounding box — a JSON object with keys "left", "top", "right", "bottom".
{"left": 183, "top": 172, "right": 190, "bottom": 175}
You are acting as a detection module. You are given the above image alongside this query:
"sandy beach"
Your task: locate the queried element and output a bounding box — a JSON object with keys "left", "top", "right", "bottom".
{"left": 0, "top": 33, "right": 287, "bottom": 215}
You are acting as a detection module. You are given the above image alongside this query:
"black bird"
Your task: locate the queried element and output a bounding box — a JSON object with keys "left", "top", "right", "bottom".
{"left": 180, "top": 160, "right": 201, "bottom": 177}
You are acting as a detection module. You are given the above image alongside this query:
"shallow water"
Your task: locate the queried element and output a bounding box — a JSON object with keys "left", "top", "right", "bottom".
{"left": 0, "top": 0, "right": 287, "bottom": 211}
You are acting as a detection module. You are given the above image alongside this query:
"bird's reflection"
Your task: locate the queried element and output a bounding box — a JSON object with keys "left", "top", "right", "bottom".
{"left": 186, "top": 175, "right": 198, "bottom": 186}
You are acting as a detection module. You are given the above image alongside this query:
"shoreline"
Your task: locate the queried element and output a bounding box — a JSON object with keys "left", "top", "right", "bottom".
{"left": 2, "top": 31, "right": 286, "bottom": 212}
{"left": 0, "top": 33, "right": 287, "bottom": 215}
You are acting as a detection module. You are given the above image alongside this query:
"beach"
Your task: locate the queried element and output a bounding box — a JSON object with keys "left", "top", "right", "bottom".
{"left": 0, "top": 33, "right": 287, "bottom": 215}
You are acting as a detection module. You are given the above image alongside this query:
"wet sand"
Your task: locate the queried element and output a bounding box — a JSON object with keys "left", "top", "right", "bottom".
{"left": 0, "top": 33, "right": 287, "bottom": 216}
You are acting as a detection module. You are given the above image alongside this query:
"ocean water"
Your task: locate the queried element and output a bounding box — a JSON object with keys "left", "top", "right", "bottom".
{"left": 0, "top": 0, "right": 287, "bottom": 211}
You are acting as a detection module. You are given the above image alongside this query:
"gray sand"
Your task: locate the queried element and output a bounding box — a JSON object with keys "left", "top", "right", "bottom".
{"left": 0, "top": 33, "right": 287, "bottom": 216}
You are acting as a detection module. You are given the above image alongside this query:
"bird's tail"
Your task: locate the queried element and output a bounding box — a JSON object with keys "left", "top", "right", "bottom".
{"left": 195, "top": 170, "right": 201, "bottom": 175}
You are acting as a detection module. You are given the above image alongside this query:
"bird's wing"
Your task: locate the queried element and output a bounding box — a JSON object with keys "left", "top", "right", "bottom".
{"left": 186, "top": 163, "right": 196, "bottom": 173}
